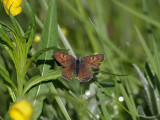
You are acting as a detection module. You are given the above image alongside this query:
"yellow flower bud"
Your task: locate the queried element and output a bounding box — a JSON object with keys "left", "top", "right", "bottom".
{"left": 1, "top": 0, "right": 22, "bottom": 16}
{"left": 61, "top": 27, "right": 68, "bottom": 36}
{"left": 9, "top": 100, "right": 33, "bottom": 120}
{"left": 34, "top": 34, "right": 41, "bottom": 43}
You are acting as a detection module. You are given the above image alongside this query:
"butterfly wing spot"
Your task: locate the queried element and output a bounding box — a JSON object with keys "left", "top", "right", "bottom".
{"left": 90, "top": 56, "right": 98, "bottom": 61}
{"left": 59, "top": 53, "right": 67, "bottom": 60}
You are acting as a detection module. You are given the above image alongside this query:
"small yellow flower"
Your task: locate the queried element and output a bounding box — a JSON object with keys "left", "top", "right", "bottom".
{"left": 1, "top": 0, "right": 22, "bottom": 16}
{"left": 61, "top": 27, "right": 68, "bottom": 36}
{"left": 34, "top": 34, "right": 41, "bottom": 43}
{"left": 9, "top": 100, "right": 33, "bottom": 120}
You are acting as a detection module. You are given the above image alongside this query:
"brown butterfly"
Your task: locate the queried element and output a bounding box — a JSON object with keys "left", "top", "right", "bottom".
{"left": 53, "top": 52, "right": 105, "bottom": 82}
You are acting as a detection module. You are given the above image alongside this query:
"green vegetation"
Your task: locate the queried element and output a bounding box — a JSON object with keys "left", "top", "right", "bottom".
{"left": 0, "top": 0, "right": 160, "bottom": 119}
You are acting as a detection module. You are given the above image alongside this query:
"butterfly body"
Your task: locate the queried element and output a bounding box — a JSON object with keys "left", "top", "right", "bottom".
{"left": 75, "top": 58, "right": 80, "bottom": 77}
{"left": 54, "top": 52, "right": 105, "bottom": 82}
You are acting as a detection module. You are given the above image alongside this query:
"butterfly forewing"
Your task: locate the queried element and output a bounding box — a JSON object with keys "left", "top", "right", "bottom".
{"left": 53, "top": 52, "right": 75, "bottom": 67}
{"left": 81, "top": 54, "right": 105, "bottom": 69}
{"left": 54, "top": 52, "right": 76, "bottom": 80}
{"left": 78, "top": 65, "right": 93, "bottom": 82}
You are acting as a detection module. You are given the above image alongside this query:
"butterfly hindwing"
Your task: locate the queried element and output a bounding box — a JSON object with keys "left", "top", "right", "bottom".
{"left": 81, "top": 54, "right": 105, "bottom": 69}
{"left": 77, "top": 64, "right": 93, "bottom": 82}
{"left": 62, "top": 63, "right": 76, "bottom": 81}
{"left": 53, "top": 52, "right": 75, "bottom": 67}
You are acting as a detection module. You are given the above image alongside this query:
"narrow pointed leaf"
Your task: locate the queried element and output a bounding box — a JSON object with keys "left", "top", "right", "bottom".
{"left": 24, "top": 0, "right": 36, "bottom": 53}
{"left": 0, "top": 25, "right": 15, "bottom": 49}
{"left": 8, "top": 8, "right": 24, "bottom": 38}
{"left": 133, "top": 64, "right": 160, "bottom": 115}
{"left": 23, "top": 70, "right": 61, "bottom": 95}
{"left": 38, "top": 0, "right": 58, "bottom": 75}
{"left": 135, "top": 26, "right": 157, "bottom": 78}
{"left": 0, "top": 63, "right": 17, "bottom": 93}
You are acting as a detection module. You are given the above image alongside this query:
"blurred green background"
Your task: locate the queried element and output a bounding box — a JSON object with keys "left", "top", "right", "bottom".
{"left": 1, "top": 0, "right": 160, "bottom": 119}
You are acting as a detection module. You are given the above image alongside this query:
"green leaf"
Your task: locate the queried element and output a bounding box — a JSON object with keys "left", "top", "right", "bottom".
{"left": 0, "top": 63, "right": 17, "bottom": 95}
{"left": 138, "top": 105, "right": 146, "bottom": 116}
{"left": 26, "top": 83, "right": 51, "bottom": 120}
{"left": 135, "top": 26, "right": 158, "bottom": 79}
{"left": 98, "top": 79, "right": 115, "bottom": 87}
{"left": 99, "top": 70, "right": 133, "bottom": 76}
{"left": 133, "top": 64, "right": 160, "bottom": 115}
{"left": 0, "top": 24, "right": 17, "bottom": 66}
{"left": 2, "top": 45, "right": 17, "bottom": 70}
{"left": 97, "top": 88, "right": 111, "bottom": 120}
{"left": 7, "top": 86, "right": 16, "bottom": 102}
{"left": 0, "top": 25, "right": 15, "bottom": 49}
{"left": 22, "top": 47, "right": 63, "bottom": 80}
{"left": 50, "top": 85, "right": 72, "bottom": 120}
{"left": 112, "top": 0, "right": 160, "bottom": 28}
{"left": 38, "top": 0, "right": 58, "bottom": 75}
{"left": 152, "top": 38, "right": 160, "bottom": 82}
{"left": 139, "top": 115, "right": 160, "bottom": 120}
{"left": 24, "top": 0, "right": 36, "bottom": 53}
{"left": 0, "top": 116, "right": 4, "bottom": 120}
{"left": 24, "top": 0, "right": 36, "bottom": 28}
{"left": 99, "top": 114, "right": 106, "bottom": 120}
{"left": 0, "top": 63, "right": 17, "bottom": 101}
{"left": 23, "top": 70, "right": 61, "bottom": 95}
{"left": 8, "top": 8, "right": 24, "bottom": 38}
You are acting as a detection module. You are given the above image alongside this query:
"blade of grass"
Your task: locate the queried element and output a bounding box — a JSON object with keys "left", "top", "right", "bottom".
{"left": 75, "top": 0, "right": 99, "bottom": 52}
{"left": 50, "top": 85, "right": 71, "bottom": 120}
{"left": 97, "top": 88, "right": 111, "bottom": 120}
{"left": 152, "top": 38, "right": 160, "bottom": 85}
{"left": 134, "top": 26, "right": 159, "bottom": 81}
{"left": 133, "top": 64, "right": 160, "bottom": 115}
{"left": 96, "top": 82, "right": 131, "bottom": 115}
{"left": 112, "top": 0, "right": 160, "bottom": 28}
{"left": 58, "top": 25, "right": 76, "bottom": 57}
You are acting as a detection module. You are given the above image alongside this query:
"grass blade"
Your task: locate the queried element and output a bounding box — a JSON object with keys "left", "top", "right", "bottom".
{"left": 112, "top": 0, "right": 160, "bottom": 28}
{"left": 135, "top": 26, "right": 158, "bottom": 79}
{"left": 133, "top": 64, "right": 160, "bottom": 115}
{"left": 97, "top": 88, "right": 111, "bottom": 120}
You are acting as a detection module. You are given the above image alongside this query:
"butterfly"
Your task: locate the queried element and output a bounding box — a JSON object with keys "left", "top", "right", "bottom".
{"left": 53, "top": 52, "right": 105, "bottom": 82}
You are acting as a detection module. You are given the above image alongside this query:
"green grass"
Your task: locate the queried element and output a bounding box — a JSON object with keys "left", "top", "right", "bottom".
{"left": 0, "top": 0, "right": 160, "bottom": 119}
